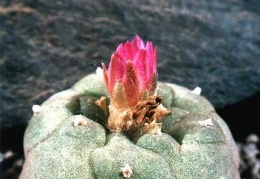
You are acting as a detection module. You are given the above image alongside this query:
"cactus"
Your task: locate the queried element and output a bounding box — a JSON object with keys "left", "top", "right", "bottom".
{"left": 20, "top": 36, "right": 240, "bottom": 179}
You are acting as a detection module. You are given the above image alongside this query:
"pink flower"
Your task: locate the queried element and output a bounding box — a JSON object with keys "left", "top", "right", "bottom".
{"left": 99, "top": 35, "right": 170, "bottom": 134}
{"left": 102, "top": 35, "right": 157, "bottom": 108}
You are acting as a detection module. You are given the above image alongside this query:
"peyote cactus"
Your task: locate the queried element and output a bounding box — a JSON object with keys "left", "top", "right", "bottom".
{"left": 20, "top": 36, "right": 240, "bottom": 179}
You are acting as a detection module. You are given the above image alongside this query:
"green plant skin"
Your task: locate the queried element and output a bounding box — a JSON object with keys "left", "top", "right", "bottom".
{"left": 20, "top": 74, "right": 240, "bottom": 179}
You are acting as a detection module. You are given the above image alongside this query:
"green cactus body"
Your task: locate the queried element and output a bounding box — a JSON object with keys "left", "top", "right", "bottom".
{"left": 20, "top": 74, "right": 240, "bottom": 179}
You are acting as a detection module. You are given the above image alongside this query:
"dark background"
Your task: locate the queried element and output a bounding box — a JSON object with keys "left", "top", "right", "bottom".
{"left": 1, "top": 0, "right": 259, "bottom": 178}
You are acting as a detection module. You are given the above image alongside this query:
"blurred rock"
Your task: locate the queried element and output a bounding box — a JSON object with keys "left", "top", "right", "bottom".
{"left": 0, "top": 0, "right": 259, "bottom": 130}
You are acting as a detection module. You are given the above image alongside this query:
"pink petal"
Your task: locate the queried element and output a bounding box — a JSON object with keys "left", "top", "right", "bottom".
{"left": 122, "top": 42, "right": 138, "bottom": 60}
{"left": 133, "top": 49, "right": 147, "bottom": 88}
{"left": 145, "top": 42, "right": 157, "bottom": 75}
{"left": 108, "top": 53, "right": 126, "bottom": 93}
{"left": 122, "top": 61, "right": 141, "bottom": 107}
{"left": 115, "top": 44, "right": 127, "bottom": 61}
{"left": 116, "top": 40, "right": 139, "bottom": 61}
{"left": 133, "top": 35, "right": 145, "bottom": 49}
{"left": 147, "top": 73, "right": 157, "bottom": 95}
